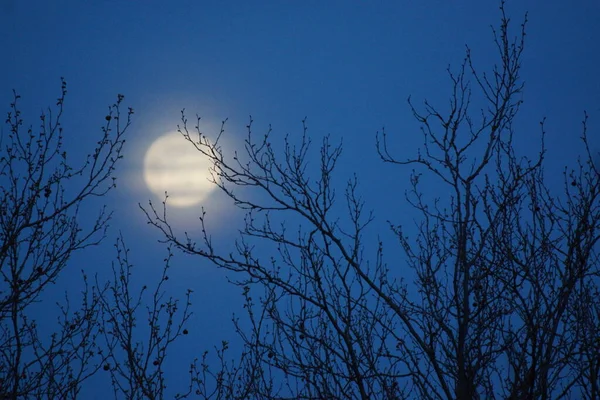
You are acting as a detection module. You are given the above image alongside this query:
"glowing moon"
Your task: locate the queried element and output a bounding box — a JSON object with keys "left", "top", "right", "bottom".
{"left": 144, "top": 132, "right": 215, "bottom": 207}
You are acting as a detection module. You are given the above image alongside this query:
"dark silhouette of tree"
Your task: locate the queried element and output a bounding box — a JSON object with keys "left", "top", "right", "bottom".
{"left": 96, "top": 234, "right": 193, "bottom": 400}
{"left": 2, "top": 2, "right": 598, "bottom": 399}
{"left": 144, "top": 2, "right": 600, "bottom": 399}
{"left": 0, "top": 79, "right": 131, "bottom": 398}
{"left": 0, "top": 82, "right": 194, "bottom": 400}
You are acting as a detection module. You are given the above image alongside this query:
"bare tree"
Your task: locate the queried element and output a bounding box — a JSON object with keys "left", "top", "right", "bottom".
{"left": 144, "top": 2, "right": 600, "bottom": 399}
{"left": 96, "top": 234, "right": 193, "bottom": 400}
{"left": 0, "top": 79, "right": 132, "bottom": 398}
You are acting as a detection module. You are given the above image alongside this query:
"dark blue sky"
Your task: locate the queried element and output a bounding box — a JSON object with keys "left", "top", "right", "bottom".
{"left": 1, "top": 1, "right": 599, "bottom": 397}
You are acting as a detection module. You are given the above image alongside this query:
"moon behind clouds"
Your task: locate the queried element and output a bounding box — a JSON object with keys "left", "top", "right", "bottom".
{"left": 143, "top": 132, "right": 215, "bottom": 207}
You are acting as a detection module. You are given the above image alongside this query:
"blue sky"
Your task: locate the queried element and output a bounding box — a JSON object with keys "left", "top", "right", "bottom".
{"left": 1, "top": 0, "right": 599, "bottom": 397}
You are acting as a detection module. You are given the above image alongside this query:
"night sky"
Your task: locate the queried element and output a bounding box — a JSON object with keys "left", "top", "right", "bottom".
{"left": 1, "top": 1, "right": 599, "bottom": 397}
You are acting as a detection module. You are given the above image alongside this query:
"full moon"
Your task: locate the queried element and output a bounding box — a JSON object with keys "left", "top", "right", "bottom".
{"left": 143, "top": 132, "right": 215, "bottom": 207}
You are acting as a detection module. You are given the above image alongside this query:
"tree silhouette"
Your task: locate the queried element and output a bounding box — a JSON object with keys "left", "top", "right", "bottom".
{"left": 145, "top": 3, "right": 600, "bottom": 399}
{"left": 0, "top": 82, "right": 194, "bottom": 400}
{"left": 96, "top": 234, "right": 193, "bottom": 400}
{"left": 0, "top": 79, "right": 131, "bottom": 398}
{"left": 2, "top": 2, "right": 598, "bottom": 399}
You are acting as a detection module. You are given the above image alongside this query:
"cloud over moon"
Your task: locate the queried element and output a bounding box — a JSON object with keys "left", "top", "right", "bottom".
{"left": 143, "top": 132, "right": 215, "bottom": 207}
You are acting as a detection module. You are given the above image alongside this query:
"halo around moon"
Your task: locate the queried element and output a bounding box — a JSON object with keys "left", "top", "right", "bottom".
{"left": 143, "top": 132, "right": 215, "bottom": 207}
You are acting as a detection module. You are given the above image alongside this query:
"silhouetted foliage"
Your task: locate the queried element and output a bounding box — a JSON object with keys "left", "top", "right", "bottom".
{"left": 145, "top": 3, "right": 600, "bottom": 399}
{"left": 0, "top": 82, "right": 197, "bottom": 400}
{"left": 0, "top": 80, "right": 131, "bottom": 398}
{"left": 2, "top": 2, "right": 599, "bottom": 399}
{"left": 96, "top": 234, "right": 193, "bottom": 400}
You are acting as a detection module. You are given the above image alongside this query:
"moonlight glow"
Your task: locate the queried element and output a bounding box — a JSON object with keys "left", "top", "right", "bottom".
{"left": 143, "top": 132, "right": 215, "bottom": 207}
